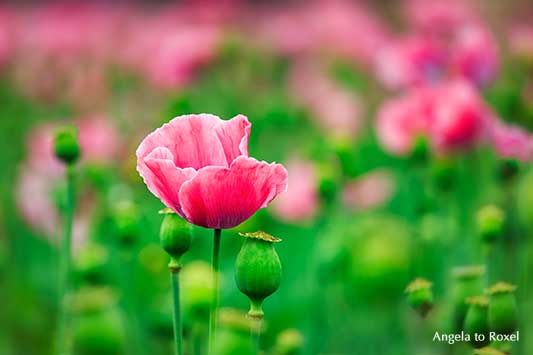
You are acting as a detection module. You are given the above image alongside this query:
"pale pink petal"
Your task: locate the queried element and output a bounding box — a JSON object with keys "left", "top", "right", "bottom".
{"left": 138, "top": 147, "right": 196, "bottom": 216}
{"left": 178, "top": 156, "right": 288, "bottom": 229}
{"left": 136, "top": 114, "right": 249, "bottom": 170}
{"left": 214, "top": 114, "right": 251, "bottom": 163}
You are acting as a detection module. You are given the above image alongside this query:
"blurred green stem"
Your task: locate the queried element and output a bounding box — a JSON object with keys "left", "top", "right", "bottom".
{"left": 171, "top": 269, "right": 183, "bottom": 355}
{"left": 208, "top": 228, "right": 222, "bottom": 355}
{"left": 56, "top": 164, "right": 75, "bottom": 355}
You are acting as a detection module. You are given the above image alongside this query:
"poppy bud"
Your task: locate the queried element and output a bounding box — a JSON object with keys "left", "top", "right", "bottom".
{"left": 476, "top": 205, "right": 505, "bottom": 243}
{"left": 451, "top": 265, "right": 486, "bottom": 332}
{"left": 74, "top": 244, "right": 109, "bottom": 285}
{"left": 54, "top": 126, "right": 81, "bottom": 165}
{"left": 111, "top": 200, "right": 140, "bottom": 246}
{"left": 159, "top": 209, "right": 192, "bottom": 272}
{"left": 274, "top": 328, "right": 304, "bottom": 355}
{"left": 235, "top": 231, "right": 282, "bottom": 320}
{"left": 405, "top": 278, "right": 434, "bottom": 317}
{"left": 464, "top": 296, "right": 490, "bottom": 348}
{"left": 410, "top": 135, "right": 429, "bottom": 164}
{"left": 487, "top": 282, "right": 518, "bottom": 335}
{"left": 473, "top": 347, "right": 507, "bottom": 355}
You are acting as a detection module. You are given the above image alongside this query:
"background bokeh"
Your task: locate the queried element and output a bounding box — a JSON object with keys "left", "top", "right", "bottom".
{"left": 1, "top": 1, "right": 533, "bottom": 354}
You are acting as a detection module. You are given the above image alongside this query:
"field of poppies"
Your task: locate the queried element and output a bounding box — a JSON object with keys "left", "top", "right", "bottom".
{"left": 1, "top": 1, "right": 533, "bottom": 355}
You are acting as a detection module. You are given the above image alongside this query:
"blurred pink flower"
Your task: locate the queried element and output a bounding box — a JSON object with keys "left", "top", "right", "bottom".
{"left": 272, "top": 158, "right": 319, "bottom": 223}
{"left": 403, "top": 0, "right": 477, "bottom": 37}
{"left": 289, "top": 61, "right": 364, "bottom": 139}
{"left": 376, "top": 80, "right": 490, "bottom": 155}
{"left": 136, "top": 114, "right": 288, "bottom": 229}
{"left": 375, "top": 36, "right": 447, "bottom": 90}
{"left": 78, "top": 116, "right": 121, "bottom": 163}
{"left": 488, "top": 119, "right": 533, "bottom": 162}
{"left": 254, "top": 0, "right": 389, "bottom": 64}
{"left": 376, "top": 88, "right": 434, "bottom": 155}
{"left": 343, "top": 169, "right": 395, "bottom": 210}
{"left": 430, "top": 80, "right": 489, "bottom": 151}
{"left": 450, "top": 24, "right": 499, "bottom": 87}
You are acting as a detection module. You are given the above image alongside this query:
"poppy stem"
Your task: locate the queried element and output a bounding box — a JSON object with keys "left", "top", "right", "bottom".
{"left": 208, "top": 228, "right": 222, "bottom": 355}
{"left": 55, "top": 164, "right": 76, "bottom": 355}
{"left": 170, "top": 268, "right": 183, "bottom": 355}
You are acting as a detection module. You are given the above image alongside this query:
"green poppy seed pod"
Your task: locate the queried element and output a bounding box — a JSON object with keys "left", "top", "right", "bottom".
{"left": 464, "top": 296, "right": 491, "bottom": 348}
{"left": 235, "top": 231, "right": 282, "bottom": 320}
{"left": 451, "top": 265, "right": 486, "bottom": 332}
{"left": 473, "top": 347, "right": 507, "bottom": 355}
{"left": 54, "top": 126, "right": 81, "bottom": 165}
{"left": 487, "top": 282, "right": 518, "bottom": 335}
{"left": 72, "top": 309, "right": 125, "bottom": 355}
{"left": 405, "top": 278, "right": 434, "bottom": 317}
{"left": 159, "top": 209, "right": 192, "bottom": 272}
{"left": 274, "top": 328, "right": 304, "bottom": 355}
{"left": 476, "top": 205, "right": 505, "bottom": 244}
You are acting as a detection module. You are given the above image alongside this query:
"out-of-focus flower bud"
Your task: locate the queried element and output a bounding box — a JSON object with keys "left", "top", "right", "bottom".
{"left": 159, "top": 209, "right": 192, "bottom": 272}
{"left": 451, "top": 265, "right": 486, "bottom": 332}
{"left": 74, "top": 244, "right": 109, "bottom": 285}
{"left": 430, "top": 157, "right": 456, "bottom": 192}
{"left": 464, "top": 296, "right": 490, "bottom": 348}
{"left": 273, "top": 328, "right": 304, "bottom": 355}
{"left": 54, "top": 126, "right": 81, "bottom": 165}
{"left": 111, "top": 199, "right": 140, "bottom": 247}
{"left": 214, "top": 308, "right": 258, "bottom": 355}
{"left": 476, "top": 205, "right": 505, "bottom": 244}
{"left": 410, "top": 135, "right": 429, "bottom": 164}
{"left": 498, "top": 159, "right": 521, "bottom": 182}
{"left": 405, "top": 278, "right": 434, "bottom": 317}
{"left": 235, "top": 231, "right": 282, "bottom": 320}
{"left": 182, "top": 261, "right": 215, "bottom": 319}
{"left": 487, "top": 282, "right": 518, "bottom": 335}
{"left": 70, "top": 287, "right": 125, "bottom": 355}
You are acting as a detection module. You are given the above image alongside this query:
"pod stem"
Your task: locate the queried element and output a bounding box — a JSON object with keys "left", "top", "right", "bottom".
{"left": 208, "top": 228, "right": 222, "bottom": 355}
{"left": 56, "top": 164, "right": 76, "bottom": 355}
{"left": 170, "top": 267, "right": 183, "bottom": 355}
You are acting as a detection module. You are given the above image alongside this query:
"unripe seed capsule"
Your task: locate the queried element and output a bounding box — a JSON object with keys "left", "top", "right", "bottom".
{"left": 159, "top": 209, "right": 192, "bottom": 272}
{"left": 476, "top": 205, "right": 505, "bottom": 244}
{"left": 451, "top": 265, "right": 486, "bottom": 332}
{"left": 464, "top": 296, "right": 490, "bottom": 348}
{"left": 487, "top": 282, "right": 518, "bottom": 336}
{"left": 405, "top": 278, "right": 434, "bottom": 317}
{"left": 54, "top": 126, "right": 81, "bottom": 165}
{"left": 235, "top": 231, "right": 282, "bottom": 320}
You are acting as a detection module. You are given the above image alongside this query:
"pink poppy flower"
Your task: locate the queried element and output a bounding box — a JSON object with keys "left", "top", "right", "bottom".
{"left": 450, "top": 24, "right": 499, "bottom": 87}
{"left": 375, "top": 36, "right": 447, "bottom": 90}
{"left": 343, "top": 169, "right": 395, "bottom": 211}
{"left": 136, "top": 114, "right": 288, "bottom": 229}
{"left": 488, "top": 119, "right": 533, "bottom": 162}
{"left": 376, "top": 80, "right": 489, "bottom": 155}
{"left": 375, "top": 88, "right": 434, "bottom": 155}
{"left": 430, "top": 80, "right": 489, "bottom": 151}
{"left": 272, "top": 158, "right": 318, "bottom": 223}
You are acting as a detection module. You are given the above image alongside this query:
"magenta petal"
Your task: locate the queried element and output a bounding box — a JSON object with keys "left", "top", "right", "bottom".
{"left": 138, "top": 147, "right": 196, "bottom": 216}
{"left": 214, "top": 114, "right": 251, "bottom": 164}
{"left": 178, "top": 156, "right": 288, "bottom": 229}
